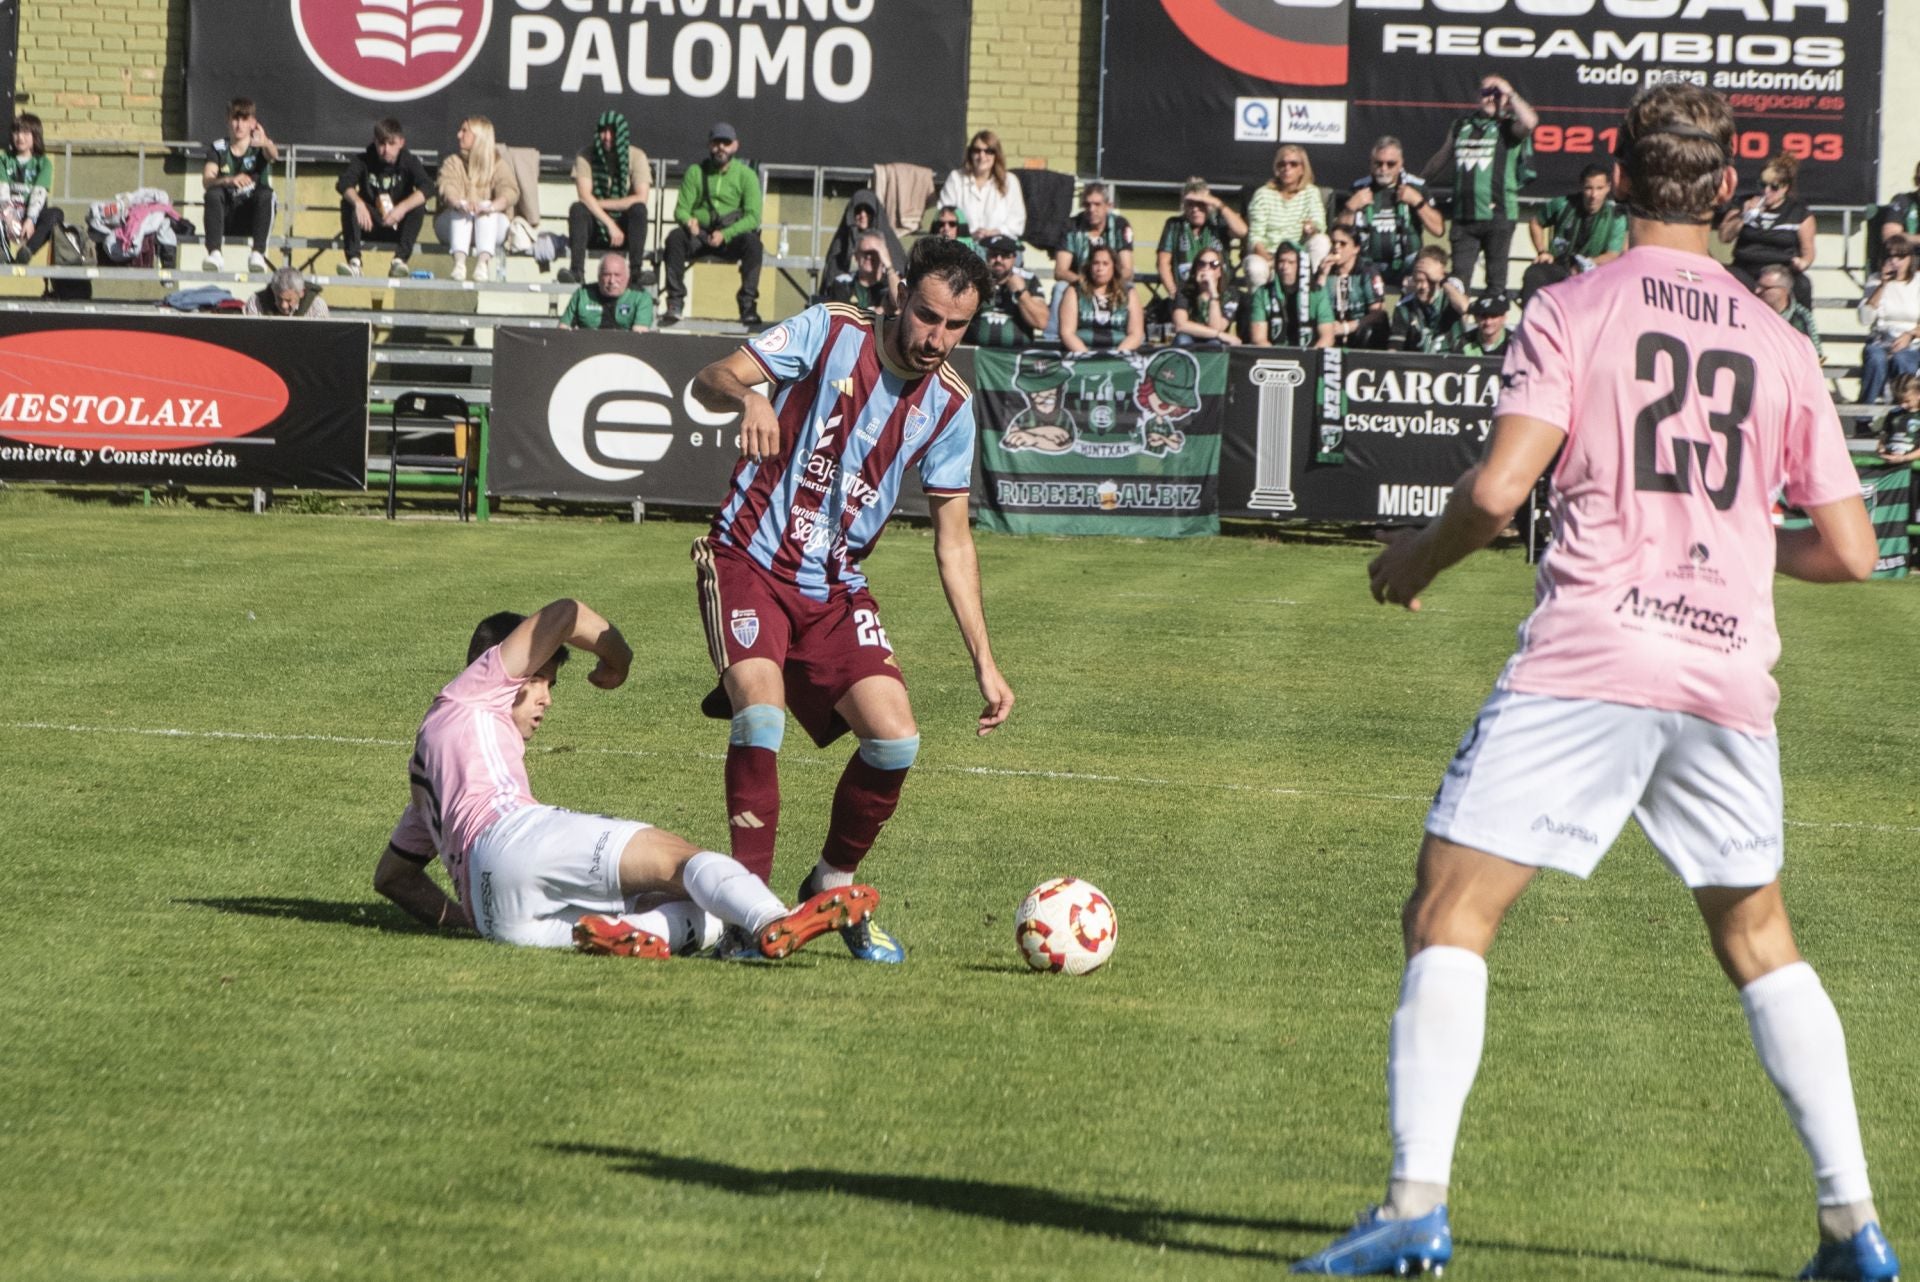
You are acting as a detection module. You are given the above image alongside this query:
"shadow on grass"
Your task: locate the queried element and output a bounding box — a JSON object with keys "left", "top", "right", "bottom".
{"left": 545, "top": 1142, "right": 1333, "bottom": 1261}
{"left": 176, "top": 896, "right": 446, "bottom": 935}
{"left": 548, "top": 1144, "right": 1781, "bottom": 1278}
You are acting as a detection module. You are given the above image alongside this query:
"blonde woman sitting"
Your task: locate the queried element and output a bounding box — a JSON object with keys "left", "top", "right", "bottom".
{"left": 434, "top": 116, "right": 518, "bottom": 282}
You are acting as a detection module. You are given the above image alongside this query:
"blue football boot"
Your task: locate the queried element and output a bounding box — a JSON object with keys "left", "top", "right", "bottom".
{"left": 798, "top": 872, "right": 905, "bottom": 964}
{"left": 1799, "top": 1223, "right": 1900, "bottom": 1281}
{"left": 1292, "top": 1205, "right": 1452, "bottom": 1276}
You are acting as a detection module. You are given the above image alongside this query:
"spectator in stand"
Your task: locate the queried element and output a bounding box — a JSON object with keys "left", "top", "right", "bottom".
{"left": 661, "top": 122, "right": 763, "bottom": 328}
{"left": 435, "top": 116, "right": 517, "bottom": 284}
{"left": 1, "top": 114, "right": 64, "bottom": 265}
{"left": 1854, "top": 233, "right": 1920, "bottom": 403}
{"left": 1050, "top": 181, "right": 1132, "bottom": 340}
{"left": 1157, "top": 177, "right": 1247, "bottom": 298}
{"left": 1755, "top": 263, "right": 1822, "bottom": 357}
{"left": 1314, "top": 223, "right": 1388, "bottom": 348}
{"left": 559, "top": 253, "right": 653, "bottom": 331}
{"left": 1445, "top": 290, "right": 1512, "bottom": 356}
{"left": 1719, "top": 152, "right": 1815, "bottom": 306}
{"left": 925, "top": 204, "right": 977, "bottom": 257}
{"left": 201, "top": 97, "right": 278, "bottom": 274}
{"left": 243, "top": 266, "right": 329, "bottom": 318}
{"left": 337, "top": 117, "right": 429, "bottom": 280}
{"left": 563, "top": 110, "right": 650, "bottom": 286}
{"left": 1341, "top": 137, "right": 1441, "bottom": 288}
{"left": 939, "top": 130, "right": 1025, "bottom": 243}
{"left": 822, "top": 190, "right": 903, "bottom": 283}
{"left": 1172, "top": 248, "right": 1243, "bottom": 347}
{"left": 1877, "top": 162, "right": 1920, "bottom": 260}
{"left": 821, "top": 230, "right": 898, "bottom": 314}
{"left": 1248, "top": 241, "right": 1334, "bottom": 349}
{"left": 1059, "top": 243, "right": 1142, "bottom": 352}
{"left": 1391, "top": 245, "right": 1471, "bottom": 353}
{"left": 1876, "top": 374, "right": 1920, "bottom": 464}
{"left": 966, "top": 233, "right": 1047, "bottom": 348}
{"left": 1521, "top": 162, "right": 1626, "bottom": 302}
{"left": 1248, "top": 145, "right": 1332, "bottom": 271}
{"left": 1421, "top": 74, "right": 1537, "bottom": 292}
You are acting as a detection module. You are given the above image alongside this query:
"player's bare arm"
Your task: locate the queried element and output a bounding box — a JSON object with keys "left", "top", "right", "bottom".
{"left": 372, "top": 843, "right": 466, "bottom": 929}
{"left": 694, "top": 348, "right": 780, "bottom": 463}
{"left": 498, "top": 598, "right": 633, "bottom": 689}
{"left": 1369, "top": 413, "right": 1565, "bottom": 610}
{"left": 930, "top": 493, "right": 1014, "bottom": 735}
{"left": 1777, "top": 495, "right": 1876, "bottom": 583}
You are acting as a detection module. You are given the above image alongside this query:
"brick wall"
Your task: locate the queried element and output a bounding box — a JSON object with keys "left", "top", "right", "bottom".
{"left": 964, "top": 0, "right": 1097, "bottom": 175}
{"left": 16, "top": 0, "right": 180, "bottom": 142}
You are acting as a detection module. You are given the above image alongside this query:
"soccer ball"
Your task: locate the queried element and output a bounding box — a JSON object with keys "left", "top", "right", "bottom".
{"left": 1014, "top": 878, "right": 1117, "bottom": 975}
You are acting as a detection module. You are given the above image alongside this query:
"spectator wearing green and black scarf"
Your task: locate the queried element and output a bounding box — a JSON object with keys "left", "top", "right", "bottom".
{"left": 564, "top": 110, "right": 651, "bottom": 284}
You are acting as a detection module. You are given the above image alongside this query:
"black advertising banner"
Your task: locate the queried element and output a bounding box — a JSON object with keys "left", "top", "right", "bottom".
{"left": 1101, "top": 1, "right": 1880, "bottom": 203}
{"left": 186, "top": 1, "right": 970, "bottom": 169}
{"left": 489, "top": 327, "right": 972, "bottom": 515}
{"left": 0, "top": 314, "right": 369, "bottom": 488}
{"left": 1219, "top": 346, "right": 1490, "bottom": 523}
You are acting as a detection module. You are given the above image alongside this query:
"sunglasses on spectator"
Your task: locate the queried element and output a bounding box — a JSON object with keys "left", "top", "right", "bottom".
{"left": 1764, "top": 180, "right": 1788, "bottom": 190}
{"left": 934, "top": 219, "right": 958, "bottom": 229}
{"left": 1480, "top": 87, "right": 1503, "bottom": 98}
{"left": 858, "top": 250, "right": 882, "bottom": 260}
{"left": 1888, "top": 250, "right": 1913, "bottom": 259}
{"left": 1276, "top": 159, "right": 1303, "bottom": 168}
{"left": 988, "top": 248, "right": 1015, "bottom": 258}
{"left": 1197, "top": 259, "right": 1223, "bottom": 270}
{"left": 969, "top": 146, "right": 992, "bottom": 156}
{"left": 1372, "top": 159, "right": 1400, "bottom": 170}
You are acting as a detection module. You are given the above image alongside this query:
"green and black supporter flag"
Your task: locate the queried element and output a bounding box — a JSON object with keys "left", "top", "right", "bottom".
{"left": 975, "top": 348, "right": 1227, "bottom": 537}
{"left": 1860, "top": 463, "right": 1912, "bottom": 578}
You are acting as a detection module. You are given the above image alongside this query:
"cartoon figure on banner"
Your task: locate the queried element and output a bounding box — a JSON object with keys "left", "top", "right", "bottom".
{"left": 1137, "top": 349, "right": 1202, "bottom": 457}
{"left": 1002, "top": 352, "right": 1078, "bottom": 451}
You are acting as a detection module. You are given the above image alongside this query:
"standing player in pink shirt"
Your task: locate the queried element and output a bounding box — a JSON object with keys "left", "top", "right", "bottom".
{"left": 1295, "top": 86, "right": 1899, "bottom": 1281}
{"left": 373, "top": 598, "right": 876, "bottom": 961}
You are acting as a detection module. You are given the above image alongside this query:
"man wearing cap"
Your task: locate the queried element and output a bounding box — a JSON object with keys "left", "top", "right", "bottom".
{"left": 564, "top": 110, "right": 651, "bottom": 286}
{"left": 559, "top": 253, "right": 653, "bottom": 332}
{"left": 1003, "top": 354, "right": 1077, "bottom": 451}
{"left": 967, "top": 234, "right": 1048, "bottom": 348}
{"left": 1445, "top": 291, "right": 1513, "bottom": 357}
{"left": 662, "top": 122, "right": 764, "bottom": 328}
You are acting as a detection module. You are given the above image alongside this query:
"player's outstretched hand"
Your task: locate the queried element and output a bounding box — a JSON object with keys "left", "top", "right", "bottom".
{"left": 739, "top": 394, "right": 781, "bottom": 463}
{"left": 976, "top": 665, "right": 1014, "bottom": 736}
{"left": 1369, "top": 529, "right": 1435, "bottom": 611}
{"left": 587, "top": 658, "right": 628, "bottom": 689}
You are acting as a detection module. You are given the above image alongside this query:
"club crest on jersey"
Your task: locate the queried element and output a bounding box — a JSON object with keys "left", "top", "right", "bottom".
{"left": 904, "top": 404, "right": 933, "bottom": 446}
{"left": 757, "top": 324, "right": 791, "bottom": 354}
{"left": 729, "top": 609, "right": 760, "bottom": 648}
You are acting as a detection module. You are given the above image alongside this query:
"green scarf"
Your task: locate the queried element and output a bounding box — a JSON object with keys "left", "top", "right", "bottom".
{"left": 591, "top": 110, "right": 630, "bottom": 202}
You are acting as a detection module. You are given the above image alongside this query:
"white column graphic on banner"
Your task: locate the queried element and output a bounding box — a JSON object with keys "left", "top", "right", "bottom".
{"left": 1248, "top": 359, "right": 1305, "bottom": 512}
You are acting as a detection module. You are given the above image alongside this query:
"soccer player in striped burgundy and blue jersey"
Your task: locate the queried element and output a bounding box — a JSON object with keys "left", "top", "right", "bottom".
{"left": 688, "top": 236, "right": 1015, "bottom": 963}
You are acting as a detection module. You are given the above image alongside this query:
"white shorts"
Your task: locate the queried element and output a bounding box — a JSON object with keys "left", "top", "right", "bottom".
{"left": 465, "top": 804, "right": 650, "bottom": 947}
{"left": 1426, "top": 689, "right": 1784, "bottom": 888}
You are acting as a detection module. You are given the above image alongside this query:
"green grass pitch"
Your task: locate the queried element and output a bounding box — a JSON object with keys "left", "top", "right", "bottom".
{"left": 1, "top": 492, "right": 1914, "bottom": 1281}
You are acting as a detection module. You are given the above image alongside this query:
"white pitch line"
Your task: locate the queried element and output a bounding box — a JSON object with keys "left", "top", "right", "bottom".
{"left": 9, "top": 719, "right": 1920, "bottom": 833}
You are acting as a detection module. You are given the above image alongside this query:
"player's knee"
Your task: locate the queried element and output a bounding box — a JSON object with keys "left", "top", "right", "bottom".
{"left": 857, "top": 734, "right": 919, "bottom": 771}
{"left": 729, "top": 704, "right": 785, "bottom": 752}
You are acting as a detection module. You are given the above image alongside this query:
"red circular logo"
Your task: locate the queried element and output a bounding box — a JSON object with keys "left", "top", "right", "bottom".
{"left": 1159, "top": 0, "right": 1347, "bottom": 86}
{"left": 292, "top": 0, "right": 494, "bottom": 102}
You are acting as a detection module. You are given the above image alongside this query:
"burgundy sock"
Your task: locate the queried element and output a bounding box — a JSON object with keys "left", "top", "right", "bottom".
{"left": 819, "top": 753, "right": 908, "bottom": 873}
{"left": 724, "top": 745, "right": 780, "bottom": 883}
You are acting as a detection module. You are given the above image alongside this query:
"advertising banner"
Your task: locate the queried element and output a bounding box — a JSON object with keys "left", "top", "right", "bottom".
{"left": 1101, "top": 1, "right": 1881, "bottom": 203}
{"left": 186, "top": 1, "right": 971, "bottom": 170}
{"left": 1218, "top": 347, "right": 1490, "bottom": 524}
{"left": 489, "top": 327, "right": 969, "bottom": 516}
{"left": 0, "top": 314, "right": 369, "bottom": 488}
{"left": 973, "top": 347, "right": 1226, "bottom": 537}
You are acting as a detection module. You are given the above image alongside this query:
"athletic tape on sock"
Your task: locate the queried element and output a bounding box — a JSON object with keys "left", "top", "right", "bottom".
{"left": 857, "top": 734, "right": 919, "bottom": 771}
{"left": 729, "top": 704, "right": 785, "bottom": 751}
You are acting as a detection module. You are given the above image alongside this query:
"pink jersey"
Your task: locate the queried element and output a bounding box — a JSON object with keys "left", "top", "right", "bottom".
{"left": 1493, "top": 244, "right": 1859, "bottom": 735}
{"left": 386, "top": 646, "right": 537, "bottom": 902}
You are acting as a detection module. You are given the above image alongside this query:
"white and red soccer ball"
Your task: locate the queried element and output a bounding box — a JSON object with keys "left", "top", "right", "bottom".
{"left": 1015, "top": 878, "right": 1116, "bottom": 975}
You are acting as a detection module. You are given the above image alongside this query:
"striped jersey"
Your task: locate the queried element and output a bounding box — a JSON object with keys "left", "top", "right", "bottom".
{"left": 387, "top": 645, "right": 537, "bottom": 903}
{"left": 714, "top": 302, "right": 975, "bottom": 600}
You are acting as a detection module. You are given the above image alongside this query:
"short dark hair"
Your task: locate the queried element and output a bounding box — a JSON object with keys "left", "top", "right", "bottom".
{"left": 466, "top": 611, "right": 570, "bottom": 669}
{"left": 9, "top": 114, "right": 44, "bottom": 157}
{"left": 904, "top": 234, "right": 991, "bottom": 310}
{"left": 1616, "top": 84, "right": 1734, "bottom": 223}
{"left": 228, "top": 97, "right": 256, "bottom": 121}
{"left": 373, "top": 117, "right": 405, "bottom": 145}
{"left": 1579, "top": 161, "right": 1612, "bottom": 184}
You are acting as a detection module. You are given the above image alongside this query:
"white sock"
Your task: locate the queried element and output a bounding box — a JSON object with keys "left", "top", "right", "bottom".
{"left": 811, "top": 858, "right": 854, "bottom": 891}
{"left": 683, "top": 850, "right": 787, "bottom": 936}
{"left": 1741, "top": 961, "right": 1874, "bottom": 1209}
{"left": 1387, "top": 945, "right": 1489, "bottom": 1202}
{"left": 627, "top": 903, "right": 722, "bottom": 956}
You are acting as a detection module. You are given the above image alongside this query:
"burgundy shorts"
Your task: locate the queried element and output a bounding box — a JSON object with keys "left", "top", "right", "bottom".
{"left": 691, "top": 536, "right": 905, "bottom": 747}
